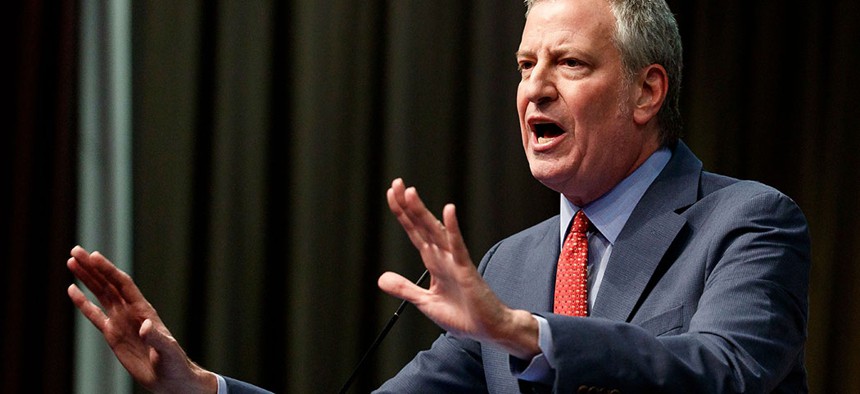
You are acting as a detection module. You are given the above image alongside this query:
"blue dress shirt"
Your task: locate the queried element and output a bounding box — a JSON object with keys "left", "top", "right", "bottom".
{"left": 515, "top": 147, "right": 671, "bottom": 383}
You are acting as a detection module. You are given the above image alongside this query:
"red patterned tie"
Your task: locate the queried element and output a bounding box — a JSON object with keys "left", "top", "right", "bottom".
{"left": 554, "top": 210, "right": 590, "bottom": 316}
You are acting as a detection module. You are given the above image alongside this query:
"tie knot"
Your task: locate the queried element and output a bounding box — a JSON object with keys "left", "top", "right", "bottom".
{"left": 571, "top": 210, "right": 590, "bottom": 235}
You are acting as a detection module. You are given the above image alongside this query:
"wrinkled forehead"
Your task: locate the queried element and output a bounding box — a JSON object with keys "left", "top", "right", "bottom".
{"left": 525, "top": 0, "right": 613, "bottom": 18}
{"left": 518, "top": 0, "right": 616, "bottom": 53}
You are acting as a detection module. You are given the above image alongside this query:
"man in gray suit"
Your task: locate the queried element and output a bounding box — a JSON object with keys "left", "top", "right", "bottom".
{"left": 68, "top": 0, "right": 810, "bottom": 392}
{"left": 375, "top": 1, "right": 808, "bottom": 392}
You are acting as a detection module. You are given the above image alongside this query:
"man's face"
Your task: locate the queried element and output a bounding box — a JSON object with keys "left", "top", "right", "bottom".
{"left": 516, "top": 0, "right": 657, "bottom": 206}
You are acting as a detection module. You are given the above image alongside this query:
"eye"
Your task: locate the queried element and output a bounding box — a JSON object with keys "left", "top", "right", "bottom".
{"left": 562, "top": 59, "right": 581, "bottom": 68}
{"left": 517, "top": 61, "right": 535, "bottom": 72}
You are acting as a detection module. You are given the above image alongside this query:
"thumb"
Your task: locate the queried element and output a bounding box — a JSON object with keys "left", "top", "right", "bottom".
{"left": 139, "top": 319, "right": 217, "bottom": 392}
{"left": 378, "top": 271, "right": 426, "bottom": 304}
{"left": 140, "top": 319, "right": 185, "bottom": 363}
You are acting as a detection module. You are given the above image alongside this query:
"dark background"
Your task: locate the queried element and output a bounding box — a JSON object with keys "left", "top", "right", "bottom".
{"left": 4, "top": 0, "right": 859, "bottom": 392}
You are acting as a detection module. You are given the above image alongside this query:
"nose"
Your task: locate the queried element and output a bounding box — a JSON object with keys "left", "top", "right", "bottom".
{"left": 520, "top": 64, "right": 558, "bottom": 105}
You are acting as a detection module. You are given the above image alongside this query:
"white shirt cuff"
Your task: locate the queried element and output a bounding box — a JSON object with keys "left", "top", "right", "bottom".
{"left": 510, "top": 315, "right": 555, "bottom": 384}
{"left": 216, "top": 374, "right": 228, "bottom": 394}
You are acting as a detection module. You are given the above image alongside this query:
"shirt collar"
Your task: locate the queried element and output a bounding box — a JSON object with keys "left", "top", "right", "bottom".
{"left": 559, "top": 147, "right": 671, "bottom": 247}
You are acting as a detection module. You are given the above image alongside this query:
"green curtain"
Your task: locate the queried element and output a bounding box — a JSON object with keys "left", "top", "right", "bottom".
{"left": 75, "top": 0, "right": 134, "bottom": 392}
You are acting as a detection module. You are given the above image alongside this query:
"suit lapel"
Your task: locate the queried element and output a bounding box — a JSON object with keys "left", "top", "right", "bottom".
{"left": 590, "top": 142, "right": 702, "bottom": 322}
{"left": 519, "top": 219, "right": 561, "bottom": 312}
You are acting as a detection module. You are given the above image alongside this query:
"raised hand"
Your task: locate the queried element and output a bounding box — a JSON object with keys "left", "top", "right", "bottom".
{"left": 67, "top": 246, "right": 217, "bottom": 393}
{"left": 378, "top": 179, "right": 540, "bottom": 359}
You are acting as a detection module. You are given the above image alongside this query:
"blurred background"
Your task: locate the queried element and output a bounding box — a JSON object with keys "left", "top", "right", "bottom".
{"left": 3, "top": 0, "right": 859, "bottom": 392}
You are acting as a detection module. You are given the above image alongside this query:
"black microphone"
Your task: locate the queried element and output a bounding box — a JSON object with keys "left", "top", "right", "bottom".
{"left": 338, "top": 269, "right": 430, "bottom": 394}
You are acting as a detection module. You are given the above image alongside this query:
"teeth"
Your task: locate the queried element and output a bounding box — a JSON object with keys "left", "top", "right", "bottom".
{"left": 537, "top": 136, "right": 552, "bottom": 144}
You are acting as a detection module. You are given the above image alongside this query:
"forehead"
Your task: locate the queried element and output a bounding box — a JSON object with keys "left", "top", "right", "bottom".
{"left": 518, "top": 0, "right": 615, "bottom": 53}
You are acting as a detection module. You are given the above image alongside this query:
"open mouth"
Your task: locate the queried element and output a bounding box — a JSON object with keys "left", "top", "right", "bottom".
{"left": 533, "top": 122, "right": 565, "bottom": 144}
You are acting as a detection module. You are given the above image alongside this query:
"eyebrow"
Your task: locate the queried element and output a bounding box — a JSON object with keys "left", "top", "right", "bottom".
{"left": 514, "top": 49, "right": 534, "bottom": 59}
{"left": 515, "top": 46, "right": 582, "bottom": 60}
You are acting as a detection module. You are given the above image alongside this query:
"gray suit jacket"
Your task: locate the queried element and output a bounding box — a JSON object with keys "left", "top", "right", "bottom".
{"left": 375, "top": 142, "right": 810, "bottom": 393}
{"left": 224, "top": 377, "right": 273, "bottom": 393}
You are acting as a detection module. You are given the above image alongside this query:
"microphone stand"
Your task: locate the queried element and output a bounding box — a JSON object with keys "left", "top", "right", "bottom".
{"left": 337, "top": 270, "right": 430, "bottom": 394}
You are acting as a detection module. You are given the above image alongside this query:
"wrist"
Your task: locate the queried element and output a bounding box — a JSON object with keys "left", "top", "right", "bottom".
{"left": 163, "top": 361, "right": 217, "bottom": 394}
{"left": 492, "top": 309, "right": 541, "bottom": 360}
{"left": 192, "top": 365, "right": 218, "bottom": 394}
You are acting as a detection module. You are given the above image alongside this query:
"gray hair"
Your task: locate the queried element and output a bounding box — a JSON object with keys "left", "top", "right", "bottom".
{"left": 524, "top": 0, "right": 683, "bottom": 145}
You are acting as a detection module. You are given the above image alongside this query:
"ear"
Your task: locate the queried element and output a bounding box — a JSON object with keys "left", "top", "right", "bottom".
{"left": 632, "top": 64, "right": 668, "bottom": 126}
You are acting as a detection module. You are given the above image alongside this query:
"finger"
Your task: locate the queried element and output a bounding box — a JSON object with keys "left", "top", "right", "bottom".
{"left": 442, "top": 204, "right": 472, "bottom": 266}
{"left": 91, "top": 251, "right": 147, "bottom": 301}
{"left": 68, "top": 283, "right": 109, "bottom": 332}
{"left": 70, "top": 246, "right": 115, "bottom": 294}
{"left": 387, "top": 179, "right": 414, "bottom": 229}
{"left": 68, "top": 255, "right": 124, "bottom": 308}
{"left": 390, "top": 180, "right": 436, "bottom": 245}
{"left": 68, "top": 254, "right": 124, "bottom": 309}
{"left": 387, "top": 184, "right": 426, "bottom": 248}
{"left": 71, "top": 244, "right": 91, "bottom": 258}
{"left": 390, "top": 178, "right": 409, "bottom": 209}
{"left": 67, "top": 256, "right": 106, "bottom": 295}
{"left": 378, "top": 271, "right": 429, "bottom": 304}
{"left": 83, "top": 249, "right": 149, "bottom": 306}
{"left": 402, "top": 186, "right": 447, "bottom": 247}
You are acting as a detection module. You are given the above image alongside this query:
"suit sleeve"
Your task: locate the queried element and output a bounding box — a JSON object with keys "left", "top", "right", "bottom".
{"left": 373, "top": 333, "right": 487, "bottom": 393}
{"left": 222, "top": 376, "right": 274, "bottom": 394}
{"left": 373, "top": 243, "right": 507, "bottom": 393}
{"left": 542, "top": 189, "right": 810, "bottom": 393}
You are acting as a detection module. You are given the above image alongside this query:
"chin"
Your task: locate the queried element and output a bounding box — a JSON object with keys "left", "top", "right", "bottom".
{"left": 528, "top": 164, "right": 570, "bottom": 193}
